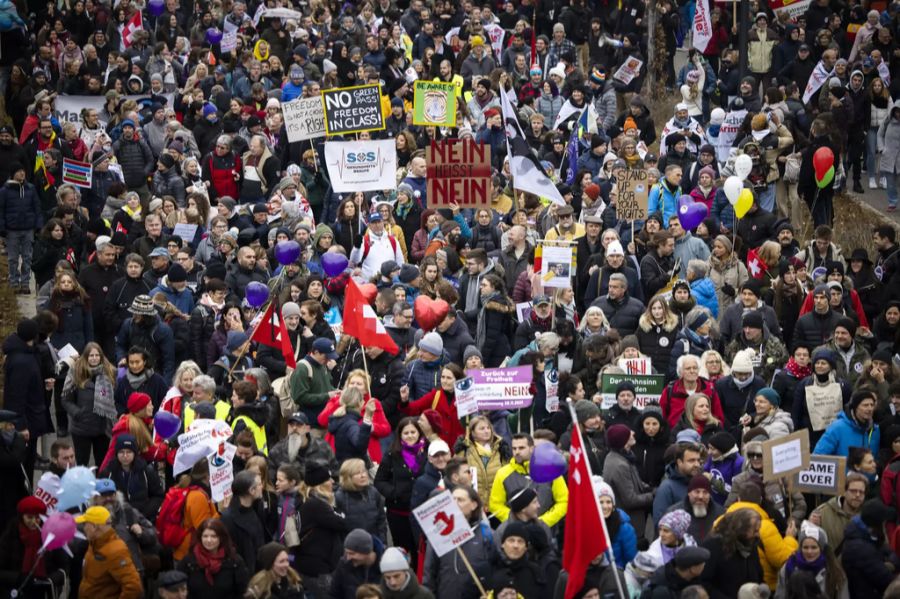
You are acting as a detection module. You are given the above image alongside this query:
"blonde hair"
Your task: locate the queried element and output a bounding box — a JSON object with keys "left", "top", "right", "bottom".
{"left": 246, "top": 565, "right": 303, "bottom": 599}
{"left": 341, "top": 386, "right": 364, "bottom": 412}
{"left": 126, "top": 414, "right": 153, "bottom": 453}
{"left": 246, "top": 455, "right": 275, "bottom": 493}
{"left": 698, "top": 350, "right": 731, "bottom": 379}
{"left": 299, "top": 480, "right": 335, "bottom": 505}
{"left": 757, "top": 240, "right": 781, "bottom": 269}
{"left": 338, "top": 458, "right": 368, "bottom": 490}
{"left": 684, "top": 393, "right": 719, "bottom": 430}
{"left": 343, "top": 369, "right": 371, "bottom": 393}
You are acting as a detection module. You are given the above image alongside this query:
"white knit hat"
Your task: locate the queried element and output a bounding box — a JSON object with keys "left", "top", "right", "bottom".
{"left": 731, "top": 349, "right": 756, "bottom": 374}
{"left": 380, "top": 547, "right": 410, "bottom": 573}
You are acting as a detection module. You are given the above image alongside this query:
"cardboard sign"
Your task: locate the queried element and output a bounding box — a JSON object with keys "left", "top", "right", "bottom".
{"left": 600, "top": 373, "right": 665, "bottom": 409}
{"left": 792, "top": 454, "right": 846, "bottom": 496}
{"left": 540, "top": 245, "right": 574, "bottom": 288}
{"left": 468, "top": 366, "right": 534, "bottom": 410}
{"left": 762, "top": 429, "right": 810, "bottom": 482}
{"left": 426, "top": 139, "right": 491, "bottom": 208}
{"left": 616, "top": 168, "right": 650, "bottom": 221}
{"left": 413, "top": 81, "right": 457, "bottom": 127}
{"left": 208, "top": 442, "right": 237, "bottom": 502}
{"left": 413, "top": 490, "right": 474, "bottom": 557}
{"left": 455, "top": 377, "right": 478, "bottom": 419}
{"left": 321, "top": 84, "right": 385, "bottom": 135}
{"left": 805, "top": 383, "right": 843, "bottom": 431}
{"left": 324, "top": 139, "right": 397, "bottom": 192}
{"left": 283, "top": 97, "right": 327, "bottom": 142}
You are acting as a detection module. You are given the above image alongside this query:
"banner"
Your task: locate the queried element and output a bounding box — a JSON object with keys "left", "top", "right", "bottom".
{"left": 413, "top": 490, "right": 474, "bottom": 557}
{"left": 54, "top": 93, "right": 175, "bottom": 126}
{"left": 600, "top": 373, "right": 665, "bottom": 409}
{"left": 468, "top": 366, "right": 534, "bottom": 410}
{"left": 208, "top": 442, "right": 237, "bottom": 502}
{"left": 692, "top": 0, "right": 713, "bottom": 52}
{"left": 413, "top": 81, "right": 457, "bottom": 127}
{"left": 802, "top": 60, "right": 835, "bottom": 104}
{"left": 769, "top": 0, "right": 812, "bottom": 19}
{"left": 484, "top": 23, "right": 506, "bottom": 60}
{"left": 283, "top": 97, "right": 326, "bottom": 142}
{"left": 173, "top": 419, "right": 233, "bottom": 474}
{"left": 455, "top": 377, "right": 478, "bottom": 419}
{"left": 62, "top": 158, "right": 92, "bottom": 188}
{"left": 792, "top": 454, "right": 846, "bottom": 495}
{"left": 615, "top": 168, "right": 650, "bottom": 220}
{"left": 324, "top": 139, "right": 396, "bottom": 192}
{"left": 540, "top": 245, "right": 574, "bottom": 288}
{"left": 321, "top": 84, "right": 385, "bottom": 135}
{"left": 34, "top": 472, "right": 61, "bottom": 513}
{"left": 613, "top": 57, "right": 643, "bottom": 85}
{"left": 426, "top": 139, "right": 491, "bottom": 208}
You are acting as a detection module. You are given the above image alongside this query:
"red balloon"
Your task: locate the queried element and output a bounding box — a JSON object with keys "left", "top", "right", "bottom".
{"left": 812, "top": 147, "right": 834, "bottom": 179}
{"left": 414, "top": 296, "right": 450, "bottom": 332}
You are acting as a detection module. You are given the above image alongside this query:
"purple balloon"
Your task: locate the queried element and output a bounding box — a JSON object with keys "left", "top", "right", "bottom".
{"left": 677, "top": 195, "right": 708, "bottom": 231}
{"left": 147, "top": 0, "right": 164, "bottom": 17}
{"left": 322, "top": 253, "right": 349, "bottom": 277}
{"left": 274, "top": 240, "right": 301, "bottom": 266}
{"left": 206, "top": 27, "right": 223, "bottom": 45}
{"left": 42, "top": 512, "right": 77, "bottom": 551}
{"left": 530, "top": 441, "right": 566, "bottom": 483}
{"left": 245, "top": 281, "right": 270, "bottom": 308}
{"left": 154, "top": 410, "right": 181, "bottom": 440}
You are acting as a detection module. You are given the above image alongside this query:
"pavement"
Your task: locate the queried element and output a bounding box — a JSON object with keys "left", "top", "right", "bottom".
{"left": 850, "top": 185, "right": 900, "bottom": 225}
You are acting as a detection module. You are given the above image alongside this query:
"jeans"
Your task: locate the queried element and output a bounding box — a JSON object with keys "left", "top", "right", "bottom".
{"left": 6, "top": 229, "right": 34, "bottom": 287}
{"left": 757, "top": 183, "right": 776, "bottom": 213}
{"left": 883, "top": 170, "right": 900, "bottom": 208}
{"left": 867, "top": 128, "right": 880, "bottom": 175}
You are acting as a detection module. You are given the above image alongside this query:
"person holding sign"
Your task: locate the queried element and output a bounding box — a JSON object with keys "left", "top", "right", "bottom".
{"left": 813, "top": 389, "right": 880, "bottom": 459}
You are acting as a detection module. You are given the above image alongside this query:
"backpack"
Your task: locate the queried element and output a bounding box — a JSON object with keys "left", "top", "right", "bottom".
{"left": 361, "top": 232, "right": 398, "bottom": 261}
{"left": 156, "top": 485, "right": 199, "bottom": 548}
{"left": 273, "top": 359, "right": 311, "bottom": 416}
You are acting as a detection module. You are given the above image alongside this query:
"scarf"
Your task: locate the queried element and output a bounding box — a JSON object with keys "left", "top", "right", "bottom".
{"left": 126, "top": 368, "right": 151, "bottom": 389}
{"left": 475, "top": 291, "right": 502, "bottom": 350}
{"left": 785, "top": 357, "right": 812, "bottom": 380}
{"left": 660, "top": 541, "right": 678, "bottom": 565}
{"left": 734, "top": 373, "right": 755, "bottom": 389}
{"left": 20, "top": 524, "right": 46, "bottom": 577}
{"left": 400, "top": 439, "right": 425, "bottom": 473}
{"left": 92, "top": 367, "right": 117, "bottom": 423}
{"left": 529, "top": 309, "right": 552, "bottom": 330}
{"left": 784, "top": 551, "right": 826, "bottom": 579}
{"left": 193, "top": 544, "right": 225, "bottom": 585}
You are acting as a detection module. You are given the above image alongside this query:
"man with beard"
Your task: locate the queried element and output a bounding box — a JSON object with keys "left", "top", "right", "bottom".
{"left": 665, "top": 475, "right": 724, "bottom": 542}
{"left": 810, "top": 472, "right": 867, "bottom": 555}
{"left": 514, "top": 295, "right": 554, "bottom": 351}
{"left": 653, "top": 443, "right": 703, "bottom": 525}
{"left": 465, "top": 78, "right": 500, "bottom": 130}
{"left": 660, "top": 105, "right": 706, "bottom": 156}
{"left": 226, "top": 246, "right": 269, "bottom": 299}
{"left": 79, "top": 238, "right": 123, "bottom": 356}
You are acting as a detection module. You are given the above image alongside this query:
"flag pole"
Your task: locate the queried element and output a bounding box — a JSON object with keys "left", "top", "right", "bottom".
{"left": 455, "top": 546, "right": 487, "bottom": 596}
{"left": 361, "top": 342, "right": 371, "bottom": 395}
{"left": 565, "top": 400, "right": 628, "bottom": 599}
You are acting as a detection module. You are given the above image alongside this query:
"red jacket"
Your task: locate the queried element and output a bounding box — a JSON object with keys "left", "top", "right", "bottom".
{"left": 660, "top": 377, "right": 724, "bottom": 428}
{"left": 399, "top": 388, "right": 466, "bottom": 448}
{"left": 317, "top": 393, "right": 391, "bottom": 462}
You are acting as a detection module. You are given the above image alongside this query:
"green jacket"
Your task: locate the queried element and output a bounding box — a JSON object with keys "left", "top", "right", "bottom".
{"left": 289, "top": 357, "right": 334, "bottom": 408}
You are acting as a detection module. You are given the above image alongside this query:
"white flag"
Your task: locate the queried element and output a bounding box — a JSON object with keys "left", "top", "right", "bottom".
{"left": 802, "top": 61, "right": 835, "bottom": 104}
{"left": 692, "top": 0, "right": 713, "bottom": 52}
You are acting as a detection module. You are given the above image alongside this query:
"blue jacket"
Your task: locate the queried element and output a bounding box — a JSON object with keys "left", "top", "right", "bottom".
{"left": 577, "top": 150, "right": 606, "bottom": 178}
{"left": 711, "top": 187, "right": 736, "bottom": 232}
{"left": 401, "top": 175, "right": 428, "bottom": 209}
{"left": 149, "top": 278, "right": 196, "bottom": 314}
{"left": 608, "top": 508, "right": 638, "bottom": 568}
{"left": 281, "top": 81, "right": 305, "bottom": 102}
{"left": 0, "top": 179, "right": 42, "bottom": 232}
{"left": 690, "top": 278, "right": 719, "bottom": 318}
{"left": 813, "top": 410, "right": 880, "bottom": 458}
{"left": 652, "top": 462, "right": 692, "bottom": 524}
{"left": 404, "top": 352, "right": 449, "bottom": 401}
{"left": 327, "top": 412, "right": 373, "bottom": 463}
{"left": 647, "top": 181, "right": 681, "bottom": 228}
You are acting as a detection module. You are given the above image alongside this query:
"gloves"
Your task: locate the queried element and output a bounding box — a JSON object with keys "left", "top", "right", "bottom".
{"left": 722, "top": 283, "right": 736, "bottom": 297}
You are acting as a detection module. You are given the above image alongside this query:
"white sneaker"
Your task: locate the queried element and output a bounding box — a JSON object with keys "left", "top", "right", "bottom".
{"left": 870, "top": 177, "right": 878, "bottom": 189}
{"left": 882, "top": 177, "right": 889, "bottom": 189}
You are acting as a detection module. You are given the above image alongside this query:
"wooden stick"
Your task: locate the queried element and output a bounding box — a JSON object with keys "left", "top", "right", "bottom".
{"left": 456, "top": 546, "right": 487, "bottom": 596}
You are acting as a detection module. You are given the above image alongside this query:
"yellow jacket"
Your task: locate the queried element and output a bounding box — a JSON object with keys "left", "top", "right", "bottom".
{"left": 489, "top": 458, "right": 569, "bottom": 527}
{"left": 232, "top": 413, "right": 268, "bottom": 455}
{"left": 545, "top": 223, "right": 585, "bottom": 242}
{"left": 184, "top": 400, "right": 231, "bottom": 429}
{"left": 721, "top": 501, "right": 798, "bottom": 590}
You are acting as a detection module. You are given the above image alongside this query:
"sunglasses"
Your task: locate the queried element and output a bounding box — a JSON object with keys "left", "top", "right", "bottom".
{"left": 747, "top": 452, "right": 763, "bottom": 459}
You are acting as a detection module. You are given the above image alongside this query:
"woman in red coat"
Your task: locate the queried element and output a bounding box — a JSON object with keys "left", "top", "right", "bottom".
{"left": 99, "top": 391, "right": 167, "bottom": 471}
{"left": 317, "top": 369, "right": 391, "bottom": 462}
{"left": 659, "top": 354, "right": 724, "bottom": 428}
{"left": 399, "top": 363, "right": 466, "bottom": 447}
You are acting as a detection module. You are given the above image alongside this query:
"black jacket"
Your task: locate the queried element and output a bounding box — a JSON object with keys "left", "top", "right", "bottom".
{"left": 220, "top": 500, "right": 266, "bottom": 572}
{"left": 591, "top": 292, "right": 645, "bottom": 337}
{"left": 99, "top": 457, "right": 165, "bottom": 520}
{"left": 103, "top": 275, "right": 152, "bottom": 339}
{"left": 841, "top": 517, "right": 900, "bottom": 599}
{"left": 177, "top": 550, "right": 249, "bottom": 599}
{"left": 699, "top": 534, "right": 764, "bottom": 599}
{"left": 295, "top": 493, "right": 349, "bottom": 576}
{"left": 267, "top": 433, "right": 338, "bottom": 480}
{"left": 2, "top": 334, "right": 50, "bottom": 436}
{"left": 375, "top": 448, "right": 427, "bottom": 512}
{"left": 486, "top": 553, "right": 545, "bottom": 599}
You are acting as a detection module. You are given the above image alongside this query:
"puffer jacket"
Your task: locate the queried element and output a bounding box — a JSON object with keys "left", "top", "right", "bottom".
{"left": 455, "top": 432, "right": 511, "bottom": 507}
{"left": 0, "top": 178, "right": 42, "bottom": 232}
{"left": 690, "top": 278, "right": 719, "bottom": 318}
{"left": 335, "top": 485, "right": 387, "bottom": 542}
{"left": 636, "top": 312, "right": 680, "bottom": 377}
{"left": 49, "top": 295, "right": 94, "bottom": 352}
{"left": 78, "top": 528, "right": 143, "bottom": 599}
{"left": 61, "top": 374, "right": 112, "bottom": 437}
{"left": 327, "top": 411, "right": 372, "bottom": 462}
{"left": 112, "top": 135, "right": 154, "bottom": 188}
{"left": 878, "top": 100, "right": 900, "bottom": 175}
{"left": 752, "top": 408, "right": 794, "bottom": 440}
{"left": 813, "top": 409, "right": 880, "bottom": 457}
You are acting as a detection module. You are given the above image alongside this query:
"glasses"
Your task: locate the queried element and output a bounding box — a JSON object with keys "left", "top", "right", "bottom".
{"left": 747, "top": 452, "right": 763, "bottom": 459}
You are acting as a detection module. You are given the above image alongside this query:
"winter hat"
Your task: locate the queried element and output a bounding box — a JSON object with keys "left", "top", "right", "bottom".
{"left": 127, "top": 392, "right": 151, "bottom": 414}
{"left": 304, "top": 462, "right": 331, "bottom": 486}
{"left": 848, "top": 389, "right": 876, "bottom": 414}
{"left": 226, "top": 330, "right": 249, "bottom": 352}
{"left": 463, "top": 346, "right": 483, "bottom": 363}
{"left": 399, "top": 264, "right": 420, "bottom": 284}
{"left": 741, "top": 310, "right": 764, "bottom": 330}
{"left": 835, "top": 317, "right": 858, "bottom": 338}
{"left": 675, "top": 546, "right": 711, "bottom": 569}
{"left": 659, "top": 509, "right": 691, "bottom": 540}
{"left": 606, "top": 424, "right": 632, "bottom": 450}
{"left": 397, "top": 182, "right": 414, "bottom": 198}
{"left": 798, "top": 522, "right": 828, "bottom": 549}
{"left": 667, "top": 132, "right": 686, "bottom": 148}
{"left": 508, "top": 487, "right": 538, "bottom": 512}
{"left": 17, "top": 496, "right": 47, "bottom": 516}
{"left": 676, "top": 429, "right": 702, "bottom": 445}
{"left": 741, "top": 278, "right": 763, "bottom": 298}
{"left": 708, "top": 431, "right": 737, "bottom": 454}
{"left": 688, "top": 474, "right": 712, "bottom": 493}
{"left": 737, "top": 583, "right": 771, "bottom": 599}
{"left": 418, "top": 332, "right": 444, "bottom": 356}
{"left": 116, "top": 433, "right": 137, "bottom": 453}
{"left": 605, "top": 240, "right": 625, "bottom": 256}
{"left": 380, "top": 260, "right": 400, "bottom": 277}
{"left": 502, "top": 521, "right": 531, "bottom": 545}
{"left": 756, "top": 387, "right": 780, "bottom": 408}
{"left": 873, "top": 348, "right": 894, "bottom": 364}
{"left": 344, "top": 529, "right": 374, "bottom": 554}
{"left": 686, "top": 70, "right": 700, "bottom": 83}
{"left": 281, "top": 302, "right": 301, "bottom": 318}
{"left": 202, "top": 103, "right": 217, "bottom": 118}
{"left": 686, "top": 310, "right": 710, "bottom": 332}
{"left": 584, "top": 183, "right": 601, "bottom": 200}
{"left": 620, "top": 335, "right": 640, "bottom": 353}
{"left": 380, "top": 547, "right": 409, "bottom": 572}
{"left": 710, "top": 108, "right": 726, "bottom": 125}
{"left": 699, "top": 166, "right": 716, "bottom": 180}
{"left": 257, "top": 543, "right": 288, "bottom": 571}
{"left": 589, "top": 67, "right": 607, "bottom": 85}
{"left": 861, "top": 499, "right": 897, "bottom": 528}
{"left": 616, "top": 380, "right": 636, "bottom": 397}
{"left": 167, "top": 263, "right": 187, "bottom": 283}
{"left": 593, "top": 478, "right": 616, "bottom": 504}
{"left": 623, "top": 117, "right": 638, "bottom": 132}
{"left": 574, "top": 399, "right": 601, "bottom": 424}
{"left": 811, "top": 347, "right": 837, "bottom": 369}
{"left": 731, "top": 349, "right": 755, "bottom": 374}
{"left": 16, "top": 318, "right": 38, "bottom": 343}
{"left": 751, "top": 113, "right": 768, "bottom": 131}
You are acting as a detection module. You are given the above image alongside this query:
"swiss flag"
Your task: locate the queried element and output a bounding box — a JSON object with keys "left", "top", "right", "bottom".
{"left": 343, "top": 279, "right": 399, "bottom": 355}
{"left": 249, "top": 302, "right": 297, "bottom": 368}
{"left": 747, "top": 247, "right": 769, "bottom": 280}
{"left": 122, "top": 11, "right": 143, "bottom": 48}
{"left": 562, "top": 416, "right": 610, "bottom": 599}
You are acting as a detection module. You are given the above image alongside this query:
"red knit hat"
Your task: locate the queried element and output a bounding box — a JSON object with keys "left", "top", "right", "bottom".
{"left": 17, "top": 496, "right": 48, "bottom": 516}
{"left": 127, "top": 392, "right": 152, "bottom": 414}
{"left": 584, "top": 183, "right": 601, "bottom": 200}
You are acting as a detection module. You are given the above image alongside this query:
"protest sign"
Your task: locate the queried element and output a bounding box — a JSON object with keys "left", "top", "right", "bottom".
{"left": 324, "top": 139, "right": 397, "bottom": 192}
{"left": 613, "top": 57, "right": 643, "bottom": 85}
{"left": 600, "top": 373, "right": 665, "bottom": 409}
{"left": 545, "top": 369, "right": 559, "bottom": 413}
{"left": 220, "top": 30, "right": 238, "bottom": 52}
{"left": 769, "top": 0, "right": 812, "bottom": 19}
{"left": 62, "top": 158, "right": 92, "bottom": 188}
{"left": 413, "top": 490, "right": 474, "bottom": 557}
{"left": 468, "top": 366, "right": 533, "bottom": 410}
{"left": 173, "top": 419, "right": 233, "bottom": 474}
{"left": 539, "top": 245, "right": 573, "bottom": 288}
{"left": 283, "top": 97, "right": 326, "bottom": 142}
{"left": 792, "top": 455, "right": 846, "bottom": 495}
{"left": 208, "top": 442, "right": 237, "bottom": 502}
{"left": 34, "top": 472, "right": 60, "bottom": 513}
{"left": 762, "top": 429, "right": 810, "bottom": 482}
{"left": 455, "top": 377, "right": 478, "bottom": 419}
{"left": 615, "top": 168, "right": 650, "bottom": 220}
{"left": 172, "top": 223, "right": 198, "bottom": 241}
{"left": 804, "top": 383, "right": 843, "bottom": 431}
{"left": 515, "top": 302, "right": 532, "bottom": 323}
{"left": 426, "top": 139, "right": 491, "bottom": 208}
{"left": 413, "top": 81, "right": 457, "bottom": 127}
{"left": 617, "top": 357, "right": 652, "bottom": 375}
{"left": 322, "top": 84, "right": 384, "bottom": 135}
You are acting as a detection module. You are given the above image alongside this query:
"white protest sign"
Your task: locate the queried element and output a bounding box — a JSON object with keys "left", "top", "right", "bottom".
{"left": 805, "top": 383, "right": 843, "bottom": 432}
{"left": 539, "top": 245, "right": 573, "bottom": 289}
{"left": 613, "top": 57, "right": 643, "bottom": 85}
{"left": 545, "top": 369, "right": 559, "bottom": 413}
{"left": 172, "top": 223, "right": 198, "bottom": 241}
{"left": 617, "top": 357, "right": 652, "bottom": 375}
{"left": 173, "top": 418, "right": 233, "bottom": 474}
{"left": 221, "top": 31, "right": 238, "bottom": 52}
{"left": 324, "top": 139, "right": 397, "bottom": 192}
{"left": 455, "top": 377, "right": 478, "bottom": 419}
{"left": 413, "top": 490, "right": 474, "bottom": 557}
{"left": 34, "top": 472, "right": 61, "bottom": 513}
{"left": 792, "top": 454, "right": 846, "bottom": 495}
{"left": 57, "top": 343, "right": 79, "bottom": 363}
{"left": 762, "top": 429, "right": 810, "bottom": 482}
{"left": 283, "top": 97, "right": 326, "bottom": 142}
{"left": 208, "top": 442, "right": 237, "bottom": 502}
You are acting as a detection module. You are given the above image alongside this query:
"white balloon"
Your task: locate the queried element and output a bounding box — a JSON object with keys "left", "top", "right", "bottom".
{"left": 724, "top": 176, "right": 743, "bottom": 205}
{"left": 734, "top": 154, "right": 753, "bottom": 180}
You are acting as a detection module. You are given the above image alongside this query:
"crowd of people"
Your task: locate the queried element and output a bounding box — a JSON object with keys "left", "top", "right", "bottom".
{"left": 1, "top": 0, "right": 900, "bottom": 597}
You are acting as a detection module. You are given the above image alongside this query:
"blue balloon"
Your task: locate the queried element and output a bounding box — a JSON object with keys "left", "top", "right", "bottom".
{"left": 55, "top": 466, "right": 97, "bottom": 512}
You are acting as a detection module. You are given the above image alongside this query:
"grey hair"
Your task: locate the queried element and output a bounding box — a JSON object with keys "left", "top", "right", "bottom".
{"left": 536, "top": 332, "right": 561, "bottom": 353}
{"left": 609, "top": 273, "right": 628, "bottom": 286}
{"left": 192, "top": 374, "right": 216, "bottom": 394}
{"left": 216, "top": 135, "right": 232, "bottom": 148}
{"left": 244, "top": 367, "right": 272, "bottom": 395}
{"left": 687, "top": 259, "right": 709, "bottom": 279}
{"left": 675, "top": 353, "right": 700, "bottom": 377}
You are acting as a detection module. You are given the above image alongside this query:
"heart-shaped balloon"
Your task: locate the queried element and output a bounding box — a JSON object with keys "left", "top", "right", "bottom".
{"left": 530, "top": 441, "right": 567, "bottom": 482}
{"left": 245, "top": 281, "right": 270, "bottom": 308}
{"left": 414, "top": 296, "right": 450, "bottom": 332}
{"left": 322, "top": 253, "right": 349, "bottom": 277}
{"left": 154, "top": 410, "right": 181, "bottom": 440}
{"left": 677, "top": 195, "right": 708, "bottom": 230}
{"left": 274, "top": 240, "right": 301, "bottom": 266}
{"left": 734, "top": 188, "right": 754, "bottom": 219}
{"left": 358, "top": 283, "right": 377, "bottom": 305}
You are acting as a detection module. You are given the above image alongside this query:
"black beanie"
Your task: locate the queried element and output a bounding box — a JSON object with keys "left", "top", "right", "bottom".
{"left": 835, "top": 317, "right": 858, "bottom": 338}
{"left": 16, "top": 319, "right": 38, "bottom": 342}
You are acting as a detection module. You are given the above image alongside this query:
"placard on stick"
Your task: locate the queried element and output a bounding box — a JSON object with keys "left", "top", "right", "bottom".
{"left": 792, "top": 455, "right": 846, "bottom": 495}
{"left": 283, "top": 97, "right": 326, "bottom": 142}
{"left": 615, "top": 168, "right": 650, "bottom": 220}
{"left": 413, "top": 490, "right": 473, "bottom": 557}
{"left": 413, "top": 80, "right": 457, "bottom": 127}
{"left": 761, "top": 429, "right": 810, "bottom": 482}
{"left": 426, "top": 139, "right": 491, "bottom": 208}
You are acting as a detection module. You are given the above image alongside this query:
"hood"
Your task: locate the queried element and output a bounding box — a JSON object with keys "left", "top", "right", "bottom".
{"left": 1, "top": 333, "right": 31, "bottom": 355}
{"left": 635, "top": 410, "right": 669, "bottom": 445}
{"left": 891, "top": 99, "right": 900, "bottom": 119}
{"left": 663, "top": 461, "right": 692, "bottom": 483}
